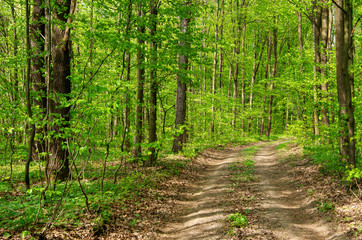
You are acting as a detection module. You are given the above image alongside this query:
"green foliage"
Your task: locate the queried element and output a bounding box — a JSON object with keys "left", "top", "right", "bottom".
{"left": 276, "top": 142, "right": 289, "bottom": 150}
{"left": 345, "top": 167, "right": 362, "bottom": 184}
{"left": 229, "top": 145, "right": 260, "bottom": 183}
{"left": 158, "top": 158, "right": 189, "bottom": 176}
{"left": 226, "top": 213, "right": 248, "bottom": 227}
{"left": 317, "top": 201, "right": 335, "bottom": 213}
{"left": 304, "top": 145, "right": 347, "bottom": 175}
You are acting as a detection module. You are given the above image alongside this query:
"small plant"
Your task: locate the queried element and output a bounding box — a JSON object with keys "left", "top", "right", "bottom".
{"left": 226, "top": 213, "right": 248, "bottom": 227}
{"left": 227, "top": 229, "right": 236, "bottom": 236}
{"left": 317, "top": 201, "right": 335, "bottom": 213}
{"left": 356, "top": 227, "right": 362, "bottom": 236}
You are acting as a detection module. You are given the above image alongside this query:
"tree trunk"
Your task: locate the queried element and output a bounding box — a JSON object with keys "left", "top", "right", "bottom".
{"left": 133, "top": 5, "right": 146, "bottom": 159}
{"left": 260, "top": 33, "right": 272, "bottom": 137}
{"left": 47, "top": 0, "right": 75, "bottom": 181}
{"left": 25, "top": 0, "right": 36, "bottom": 189}
{"left": 266, "top": 28, "right": 277, "bottom": 138}
{"left": 173, "top": 0, "right": 190, "bottom": 153}
{"left": 232, "top": 0, "right": 242, "bottom": 129}
{"left": 312, "top": 2, "right": 322, "bottom": 136}
{"left": 124, "top": 0, "right": 132, "bottom": 151}
{"left": 147, "top": 0, "right": 158, "bottom": 166}
{"left": 335, "top": 0, "right": 356, "bottom": 165}
{"left": 211, "top": 0, "right": 219, "bottom": 133}
{"left": 31, "top": 0, "right": 46, "bottom": 161}
{"left": 320, "top": 1, "right": 331, "bottom": 128}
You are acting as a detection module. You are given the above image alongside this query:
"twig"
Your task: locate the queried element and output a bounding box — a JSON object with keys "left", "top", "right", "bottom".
{"left": 331, "top": 0, "right": 347, "bottom": 15}
{"left": 351, "top": 15, "right": 362, "bottom": 37}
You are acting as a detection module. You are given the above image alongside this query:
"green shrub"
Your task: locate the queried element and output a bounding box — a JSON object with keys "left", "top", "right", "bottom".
{"left": 226, "top": 213, "right": 248, "bottom": 227}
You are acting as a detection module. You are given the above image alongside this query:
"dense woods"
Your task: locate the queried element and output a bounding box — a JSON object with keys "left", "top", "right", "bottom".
{"left": 0, "top": 0, "right": 361, "bottom": 237}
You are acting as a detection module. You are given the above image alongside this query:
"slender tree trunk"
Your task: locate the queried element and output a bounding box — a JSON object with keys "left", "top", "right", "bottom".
{"left": 124, "top": 0, "right": 132, "bottom": 151}
{"left": 147, "top": 0, "right": 158, "bottom": 166}
{"left": 31, "top": 0, "right": 46, "bottom": 161}
{"left": 133, "top": 5, "right": 146, "bottom": 159}
{"left": 232, "top": 0, "right": 242, "bottom": 129}
{"left": 241, "top": 23, "right": 246, "bottom": 135}
{"left": 260, "top": 33, "right": 272, "bottom": 137}
{"left": 249, "top": 33, "right": 263, "bottom": 132}
{"left": 173, "top": 0, "right": 190, "bottom": 153}
{"left": 25, "top": 0, "right": 36, "bottom": 189}
{"left": 312, "top": 3, "right": 322, "bottom": 136}
{"left": 218, "top": 0, "right": 224, "bottom": 90}
{"left": 266, "top": 28, "right": 277, "bottom": 137}
{"left": 297, "top": 12, "right": 303, "bottom": 121}
{"left": 320, "top": 1, "right": 331, "bottom": 128}
{"left": 211, "top": 0, "right": 219, "bottom": 133}
{"left": 335, "top": 0, "right": 356, "bottom": 165}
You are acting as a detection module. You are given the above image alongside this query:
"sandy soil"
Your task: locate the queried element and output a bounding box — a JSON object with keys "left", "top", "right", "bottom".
{"left": 158, "top": 141, "right": 355, "bottom": 240}
{"left": 254, "top": 142, "right": 350, "bottom": 240}
{"left": 159, "top": 145, "right": 248, "bottom": 239}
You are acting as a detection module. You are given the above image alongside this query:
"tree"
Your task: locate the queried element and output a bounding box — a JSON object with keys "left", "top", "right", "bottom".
{"left": 147, "top": 0, "right": 159, "bottom": 165}
{"left": 133, "top": 1, "right": 146, "bottom": 160}
{"left": 46, "top": 0, "right": 76, "bottom": 181}
{"left": 334, "top": 0, "right": 356, "bottom": 165}
{"left": 173, "top": 0, "right": 191, "bottom": 153}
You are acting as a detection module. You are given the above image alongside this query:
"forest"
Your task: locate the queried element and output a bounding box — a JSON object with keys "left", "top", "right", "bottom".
{"left": 0, "top": 0, "right": 361, "bottom": 238}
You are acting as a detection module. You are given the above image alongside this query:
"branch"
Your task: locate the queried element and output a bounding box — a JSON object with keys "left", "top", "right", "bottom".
{"left": 331, "top": 0, "right": 347, "bottom": 15}
{"left": 62, "top": 0, "right": 77, "bottom": 49}
{"left": 351, "top": 15, "right": 362, "bottom": 37}
{"left": 286, "top": 0, "right": 313, "bottom": 23}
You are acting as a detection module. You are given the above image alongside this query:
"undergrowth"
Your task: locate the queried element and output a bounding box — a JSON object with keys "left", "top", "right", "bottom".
{"left": 303, "top": 144, "right": 362, "bottom": 189}
{"left": 0, "top": 156, "right": 190, "bottom": 238}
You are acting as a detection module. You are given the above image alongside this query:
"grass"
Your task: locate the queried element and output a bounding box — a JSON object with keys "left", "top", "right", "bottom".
{"left": 229, "top": 145, "right": 261, "bottom": 183}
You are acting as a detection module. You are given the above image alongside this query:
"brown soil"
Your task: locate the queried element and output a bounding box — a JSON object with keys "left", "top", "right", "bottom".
{"left": 252, "top": 142, "right": 352, "bottom": 240}
{"left": 156, "top": 141, "right": 360, "bottom": 240}
{"left": 39, "top": 141, "right": 361, "bottom": 239}
{"left": 158, "top": 144, "right": 249, "bottom": 239}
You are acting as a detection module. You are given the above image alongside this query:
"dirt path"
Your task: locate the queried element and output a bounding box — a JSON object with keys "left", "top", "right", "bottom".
{"left": 159, "top": 145, "right": 247, "bottom": 239}
{"left": 159, "top": 142, "right": 349, "bottom": 240}
{"left": 254, "top": 142, "right": 348, "bottom": 240}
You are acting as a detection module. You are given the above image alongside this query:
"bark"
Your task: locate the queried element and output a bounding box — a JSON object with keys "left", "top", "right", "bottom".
{"left": 232, "top": 0, "right": 242, "bottom": 128}
{"left": 296, "top": 12, "right": 303, "bottom": 121}
{"left": 47, "top": 0, "right": 73, "bottom": 181}
{"left": 218, "top": 0, "right": 224, "bottom": 90}
{"left": 173, "top": 0, "right": 190, "bottom": 153}
{"left": 124, "top": 0, "right": 132, "bottom": 151}
{"left": 31, "top": 0, "right": 46, "bottom": 160}
{"left": 335, "top": 0, "right": 356, "bottom": 165}
{"left": 147, "top": 0, "right": 158, "bottom": 166}
{"left": 249, "top": 32, "right": 263, "bottom": 132}
{"left": 211, "top": 0, "right": 219, "bottom": 133}
{"left": 241, "top": 23, "right": 246, "bottom": 134}
{"left": 320, "top": 0, "right": 331, "bottom": 127}
{"left": 266, "top": 28, "right": 277, "bottom": 138}
{"left": 25, "top": 0, "right": 36, "bottom": 189}
{"left": 133, "top": 5, "right": 146, "bottom": 159}
{"left": 312, "top": 2, "right": 322, "bottom": 136}
{"left": 260, "top": 33, "right": 272, "bottom": 138}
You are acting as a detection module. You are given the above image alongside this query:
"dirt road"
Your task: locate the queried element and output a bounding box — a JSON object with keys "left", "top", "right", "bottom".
{"left": 254, "top": 142, "right": 347, "bottom": 240}
{"left": 159, "top": 141, "right": 350, "bottom": 240}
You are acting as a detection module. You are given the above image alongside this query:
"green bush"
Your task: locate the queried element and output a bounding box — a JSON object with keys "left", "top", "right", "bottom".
{"left": 226, "top": 213, "right": 248, "bottom": 227}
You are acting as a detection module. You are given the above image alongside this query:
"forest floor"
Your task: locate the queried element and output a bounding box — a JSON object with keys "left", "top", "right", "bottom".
{"left": 35, "top": 140, "right": 361, "bottom": 239}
